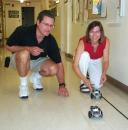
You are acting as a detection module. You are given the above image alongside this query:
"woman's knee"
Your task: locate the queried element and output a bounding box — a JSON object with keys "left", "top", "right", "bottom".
{"left": 78, "top": 52, "right": 90, "bottom": 74}
{"left": 79, "top": 52, "right": 90, "bottom": 65}
{"left": 80, "top": 52, "right": 90, "bottom": 61}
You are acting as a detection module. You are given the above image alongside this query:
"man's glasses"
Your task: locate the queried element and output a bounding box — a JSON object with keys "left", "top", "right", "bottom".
{"left": 41, "top": 22, "right": 55, "bottom": 29}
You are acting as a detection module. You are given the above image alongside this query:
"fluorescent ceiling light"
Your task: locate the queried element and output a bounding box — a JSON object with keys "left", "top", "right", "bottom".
{"left": 53, "top": 0, "right": 59, "bottom": 4}
{"left": 20, "top": 0, "right": 24, "bottom": 3}
{"left": 55, "top": 0, "right": 59, "bottom": 4}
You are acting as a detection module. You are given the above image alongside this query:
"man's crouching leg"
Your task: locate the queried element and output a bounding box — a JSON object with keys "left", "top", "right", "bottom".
{"left": 39, "top": 59, "right": 69, "bottom": 97}
{"left": 15, "top": 50, "right": 30, "bottom": 99}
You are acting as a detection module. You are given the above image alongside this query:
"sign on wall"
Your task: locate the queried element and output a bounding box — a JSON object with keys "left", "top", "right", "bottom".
{"left": 8, "top": 10, "right": 19, "bottom": 18}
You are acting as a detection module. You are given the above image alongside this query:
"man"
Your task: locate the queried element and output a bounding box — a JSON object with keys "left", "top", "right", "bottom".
{"left": 6, "top": 10, "right": 69, "bottom": 98}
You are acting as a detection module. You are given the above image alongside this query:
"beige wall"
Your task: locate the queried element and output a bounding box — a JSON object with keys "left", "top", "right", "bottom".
{"left": 52, "top": 4, "right": 61, "bottom": 49}
{"left": 71, "top": 23, "right": 87, "bottom": 55}
{"left": 58, "top": 0, "right": 87, "bottom": 54}
{"left": 102, "top": 0, "right": 128, "bottom": 86}
{"left": 40, "top": 0, "right": 49, "bottom": 10}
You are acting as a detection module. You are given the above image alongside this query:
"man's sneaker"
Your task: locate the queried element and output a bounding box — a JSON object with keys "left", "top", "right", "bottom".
{"left": 19, "top": 85, "right": 28, "bottom": 98}
{"left": 80, "top": 84, "right": 90, "bottom": 93}
{"left": 30, "top": 73, "right": 43, "bottom": 90}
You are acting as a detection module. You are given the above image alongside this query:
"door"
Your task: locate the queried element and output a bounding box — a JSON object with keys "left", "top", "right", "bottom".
{"left": 22, "top": 7, "right": 34, "bottom": 26}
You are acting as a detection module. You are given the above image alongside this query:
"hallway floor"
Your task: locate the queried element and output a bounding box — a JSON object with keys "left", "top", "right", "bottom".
{"left": 0, "top": 47, "right": 128, "bottom": 130}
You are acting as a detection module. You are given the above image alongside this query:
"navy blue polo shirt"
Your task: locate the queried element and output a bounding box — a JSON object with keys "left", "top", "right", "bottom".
{"left": 7, "top": 25, "right": 61, "bottom": 63}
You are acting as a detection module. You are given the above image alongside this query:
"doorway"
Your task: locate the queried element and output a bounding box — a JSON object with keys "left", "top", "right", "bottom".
{"left": 22, "top": 7, "right": 34, "bottom": 26}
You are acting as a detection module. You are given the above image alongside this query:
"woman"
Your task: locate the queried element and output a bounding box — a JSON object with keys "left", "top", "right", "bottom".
{"left": 73, "top": 21, "right": 110, "bottom": 93}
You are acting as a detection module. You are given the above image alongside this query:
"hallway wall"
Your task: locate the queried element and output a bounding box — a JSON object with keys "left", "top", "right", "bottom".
{"left": 51, "top": 4, "right": 61, "bottom": 49}
{"left": 102, "top": 0, "right": 128, "bottom": 86}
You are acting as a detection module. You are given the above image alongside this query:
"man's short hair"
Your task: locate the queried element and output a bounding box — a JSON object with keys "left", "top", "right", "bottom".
{"left": 37, "top": 10, "right": 55, "bottom": 22}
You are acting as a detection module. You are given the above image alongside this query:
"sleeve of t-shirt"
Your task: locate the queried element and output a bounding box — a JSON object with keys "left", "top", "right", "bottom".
{"left": 6, "top": 26, "right": 23, "bottom": 46}
{"left": 47, "top": 35, "right": 62, "bottom": 63}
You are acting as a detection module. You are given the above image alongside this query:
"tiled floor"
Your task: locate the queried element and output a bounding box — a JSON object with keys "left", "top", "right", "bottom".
{"left": 0, "top": 47, "right": 128, "bottom": 130}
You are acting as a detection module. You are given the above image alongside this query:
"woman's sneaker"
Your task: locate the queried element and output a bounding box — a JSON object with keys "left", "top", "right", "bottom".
{"left": 19, "top": 84, "right": 29, "bottom": 98}
{"left": 80, "top": 84, "right": 90, "bottom": 93}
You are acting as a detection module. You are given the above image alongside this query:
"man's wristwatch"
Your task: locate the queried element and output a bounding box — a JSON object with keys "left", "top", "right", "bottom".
{"left": 59, "top": 83, "right": 65, "bottom": 88}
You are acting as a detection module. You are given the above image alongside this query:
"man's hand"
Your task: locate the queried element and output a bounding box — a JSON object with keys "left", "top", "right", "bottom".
{"left": 58, "top": 87, "right": 69, "bottom": 97}
{"left": 29, "top": 46, "right": 44, "bottom": 56}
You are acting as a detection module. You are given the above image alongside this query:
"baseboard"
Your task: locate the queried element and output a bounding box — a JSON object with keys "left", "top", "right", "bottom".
{"left": 107, "top": 75, "right": 128, "bottom": 93}
{"left": 65, "top": 53, "right": 73, "bottom": 62}
{"left": 65, "top": 53, "right": 73, "bottom": 59}
{"left": 65, "top": 52, "right": 128, "bottom": 94}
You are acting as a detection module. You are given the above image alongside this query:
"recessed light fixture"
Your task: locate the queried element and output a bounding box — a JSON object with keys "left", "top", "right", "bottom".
{"left": 20, "top": 0, "right": 24, "bottom": 3}
{"left": 53, "top": 0, "right": 60, "bottom": 4}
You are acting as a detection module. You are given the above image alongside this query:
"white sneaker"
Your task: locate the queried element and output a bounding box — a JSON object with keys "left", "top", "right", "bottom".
{"left": 80, "top": 84, "right": 90, "bottom": 93}
{"left": 30, "top": 73, "right": 43, "bottom": 90}
{"left": 19, "top": 84, "right": 29, "bottom": 98}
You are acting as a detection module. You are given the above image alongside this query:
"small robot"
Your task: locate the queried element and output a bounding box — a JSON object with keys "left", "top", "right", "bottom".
{"left": 88, "top": 105, "right": 103, "bottom": 118}
{"left": 90, "top": 89, "right": 102, "bottom": 100}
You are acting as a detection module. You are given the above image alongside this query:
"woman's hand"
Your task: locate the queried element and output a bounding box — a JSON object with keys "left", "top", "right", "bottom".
{"left": 100, "top": 73, "right": 107, "bottom": 85}
{"left": 84, "top": 79, "right": 93, "bottom": 91}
